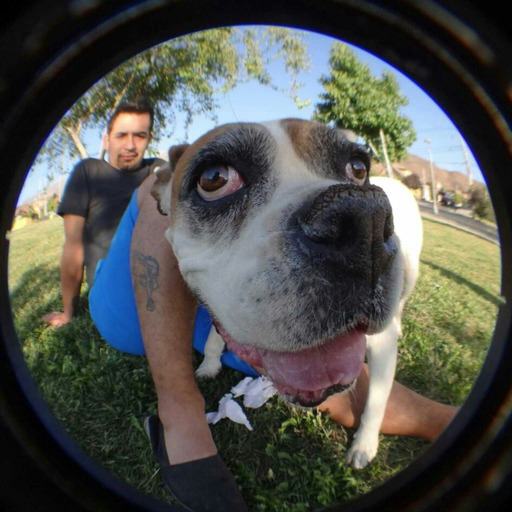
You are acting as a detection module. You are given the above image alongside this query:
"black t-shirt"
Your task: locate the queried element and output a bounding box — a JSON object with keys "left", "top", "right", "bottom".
{"left": 58, "top": 157, "right": 166, "bottom": 286}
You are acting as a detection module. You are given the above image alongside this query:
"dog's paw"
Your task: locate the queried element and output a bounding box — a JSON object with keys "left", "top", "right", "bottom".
{"left": 346, "top": 432, "right": 379, "bottom": 469}
{"left": 195, "top": 358, "right": 222, "bottom": 379}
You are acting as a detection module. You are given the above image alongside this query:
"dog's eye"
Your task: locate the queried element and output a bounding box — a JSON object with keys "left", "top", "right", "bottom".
{"left": 197, "top": 165, "right": 244, "bottom": 201}
{"left": 345, "top": 158, "right": 368, "bottom": 185}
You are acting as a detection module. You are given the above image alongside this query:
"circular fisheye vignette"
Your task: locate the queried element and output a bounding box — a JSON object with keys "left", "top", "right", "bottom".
{"left": 1, "top": 1, "right": 512, "bottom": 511}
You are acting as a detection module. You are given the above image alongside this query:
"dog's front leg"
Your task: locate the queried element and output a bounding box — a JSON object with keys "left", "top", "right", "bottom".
{"left": 195, "top": 326, "right": 225, "bottom": 378}
{"left": 346, "top": 317, "right": 400, "bottom": 469}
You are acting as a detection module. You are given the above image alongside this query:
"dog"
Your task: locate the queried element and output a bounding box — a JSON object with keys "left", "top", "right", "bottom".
{"left": 152, "top": 119, "right": 422, "bottom": 469}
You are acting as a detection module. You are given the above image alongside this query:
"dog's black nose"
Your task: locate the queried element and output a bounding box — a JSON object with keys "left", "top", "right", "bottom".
{"left": 297, "top": 183, "right": 396, "bottom": 286}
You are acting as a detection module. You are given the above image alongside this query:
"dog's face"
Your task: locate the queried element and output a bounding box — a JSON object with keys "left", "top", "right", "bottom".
{"left": 153, "top": 119, "right": 404, "bottom": 406}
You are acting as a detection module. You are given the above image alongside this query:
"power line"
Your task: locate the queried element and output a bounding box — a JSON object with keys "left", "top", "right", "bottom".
{"left": 414, "top": 126, "right": 458, "bottom": 132}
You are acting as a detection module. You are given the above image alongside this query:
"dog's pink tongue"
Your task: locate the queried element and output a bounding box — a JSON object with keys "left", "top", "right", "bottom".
{"left": 258, "top": 332, "right": 366, "bottom": 393}
{"left": 220, "top": 326, "right": 366, "bottom": 402}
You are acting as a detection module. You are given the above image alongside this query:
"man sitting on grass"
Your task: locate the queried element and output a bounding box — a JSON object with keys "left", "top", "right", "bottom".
{"left": 42, "top": 97, "right": 165, "bottom": 327}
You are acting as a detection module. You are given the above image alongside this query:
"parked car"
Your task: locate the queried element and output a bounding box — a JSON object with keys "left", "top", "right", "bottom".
{"left": 439, "top": 191, "right": 456, "bottom": 207}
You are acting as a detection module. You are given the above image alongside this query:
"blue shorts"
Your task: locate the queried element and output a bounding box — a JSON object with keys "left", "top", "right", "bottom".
{"left": 89, "top": 191, "right": 258, "bottom": 377}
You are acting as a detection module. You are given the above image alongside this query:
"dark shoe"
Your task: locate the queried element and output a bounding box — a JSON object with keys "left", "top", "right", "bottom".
{"left": 144, "top": 415, "right": 248, "bottom": 512}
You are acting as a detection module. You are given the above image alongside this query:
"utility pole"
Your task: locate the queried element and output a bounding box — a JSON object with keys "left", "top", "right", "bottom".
{"left": 422, "top": 166, "right": 427, "bottom": 200}
{"left": 425, "top": 139, "right": 438, "bottom": 214}
{"left": 460, "top": 135, "right": 473, "bottom": 190}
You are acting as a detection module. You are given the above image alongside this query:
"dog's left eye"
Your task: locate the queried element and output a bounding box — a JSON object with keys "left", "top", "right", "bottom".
{"left": 197, "top": 165, "right": 244, "bottom": 201}
{"left": 345, "top": 158, "right": 368, "bottom": 185}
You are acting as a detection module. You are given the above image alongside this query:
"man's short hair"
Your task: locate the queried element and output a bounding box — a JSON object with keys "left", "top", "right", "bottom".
{"left": 107, "top": 98, "right": 155, "bottom": 134}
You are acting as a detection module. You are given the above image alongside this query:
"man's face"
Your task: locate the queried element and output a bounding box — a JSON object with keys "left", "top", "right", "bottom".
{"left": 105, "top": 112, "right": 152, "bottom": 171}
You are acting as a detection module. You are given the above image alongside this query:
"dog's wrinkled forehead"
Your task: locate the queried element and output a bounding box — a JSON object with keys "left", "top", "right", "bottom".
{"left": 163, "top": 119, "right": 372, "bottom": 232}
{"left": 278, "top": 118, "right": 369, "bottom": 180}
{"left": 160, "top": 119, "right": 371, "bottom": 240}
{"left": 177, "top": 119, "right": 369, "bottom": 188}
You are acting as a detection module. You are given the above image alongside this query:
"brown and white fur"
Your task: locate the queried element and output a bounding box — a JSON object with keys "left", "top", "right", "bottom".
{"left": 152, "top": 119, "right": 422, "bottom": 469}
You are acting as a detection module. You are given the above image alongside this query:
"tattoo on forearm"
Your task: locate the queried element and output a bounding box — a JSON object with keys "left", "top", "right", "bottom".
{"left": 133, "top": 251, "right": 160, "bottom": 311}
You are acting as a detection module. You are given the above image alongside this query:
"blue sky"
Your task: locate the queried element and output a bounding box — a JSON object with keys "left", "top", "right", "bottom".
{"left": 18, "top": 28, "right": 482, "bottom": 204}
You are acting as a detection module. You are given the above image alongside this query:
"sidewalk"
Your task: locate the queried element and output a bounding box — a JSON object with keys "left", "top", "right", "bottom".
{"left": 418, "top": 201, "right": 499, "bottom": 245}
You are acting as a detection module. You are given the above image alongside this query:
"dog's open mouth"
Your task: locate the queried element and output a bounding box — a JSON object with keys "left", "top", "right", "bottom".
{"left": 215, "top": 324, "right": 367, "bottom": 407}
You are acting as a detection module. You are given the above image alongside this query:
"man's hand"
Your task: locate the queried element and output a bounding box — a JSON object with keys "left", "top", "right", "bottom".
{"left": 44, "top": 214, "right": 86, "bottom": 329}
{"left": 41, "top": 311, "right": 72, "bottom": 328}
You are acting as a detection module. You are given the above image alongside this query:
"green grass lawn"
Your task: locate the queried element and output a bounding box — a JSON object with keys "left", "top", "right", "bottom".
{"left": 7, "top": 215, "right": 501, "bottom": 511}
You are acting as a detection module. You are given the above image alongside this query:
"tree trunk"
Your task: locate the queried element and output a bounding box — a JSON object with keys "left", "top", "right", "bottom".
{"left": 368, "top": 140, "right": 380, "bottom": 159}
{"left": 65, "top": 126, "right": 88, "bottom": 159}
{"left": 379, "top": 128, "right": 393, "bottom": 178}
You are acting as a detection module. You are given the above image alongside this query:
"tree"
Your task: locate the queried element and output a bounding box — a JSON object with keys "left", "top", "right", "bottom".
{"left": 314, "top": 43, "right": 415, "bottom": 163}
{"left": 402, "top": 173, "right": 422, "bottom": 190}
{"left": 37, "top": 27, "right": 311, "bottom": 169}
{"left": 47, "top": 194, "right": 59, "bottom": 213}
{"left": 468, "top": 184, "right": 493, "bottom": 221}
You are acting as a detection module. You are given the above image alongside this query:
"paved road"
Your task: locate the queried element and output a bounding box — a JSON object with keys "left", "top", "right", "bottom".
{"left": 418, "top": 201, "right": 499, "bottom": 244}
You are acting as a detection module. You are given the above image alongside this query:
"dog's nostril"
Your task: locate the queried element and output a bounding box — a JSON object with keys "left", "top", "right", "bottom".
{"left": 299, "top": 214, "right": 356, "bottom": 247}
{"left": 383, "top": 212, "right": 394, "bottom": 241}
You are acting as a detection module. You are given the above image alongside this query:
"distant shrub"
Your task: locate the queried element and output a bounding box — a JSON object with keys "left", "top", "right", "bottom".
{"left": 468, "top": 185, "right": 494, "bottom": 221}
{"left": 402, "top": 173, "right": 422, "bottom": 190}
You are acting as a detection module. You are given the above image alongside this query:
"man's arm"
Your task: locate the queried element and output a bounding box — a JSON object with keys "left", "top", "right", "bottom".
{"left": 130, "top": 176, "right": 218, "bottom": 464}
{"left": 132, "top": 175, "right": 249, "bottom": 509}
{"left": 42, "top": 214, "right": 85, "bottom": 327}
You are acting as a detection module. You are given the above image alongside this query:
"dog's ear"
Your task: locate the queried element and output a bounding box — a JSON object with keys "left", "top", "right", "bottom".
{"left": 169, "top": 143, "right": 190, "bottom": 169}
{"left": 151, "top": 144, "right": 190, "bottom": 216}
{"left": 151, "top": 167, "right": 173, "bottom": 216}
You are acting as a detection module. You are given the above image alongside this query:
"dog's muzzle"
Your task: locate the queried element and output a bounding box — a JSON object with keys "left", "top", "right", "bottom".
{"left": 296, "top": 183, "right": 396, "bottom": 287}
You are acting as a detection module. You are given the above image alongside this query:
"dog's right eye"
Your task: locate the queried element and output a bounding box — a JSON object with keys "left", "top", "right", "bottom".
{"left": 345, "top": 158, "right": 368, "bottom": 186}
{"left": 197, "top": 165, "right": 244, "bottom": 201}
